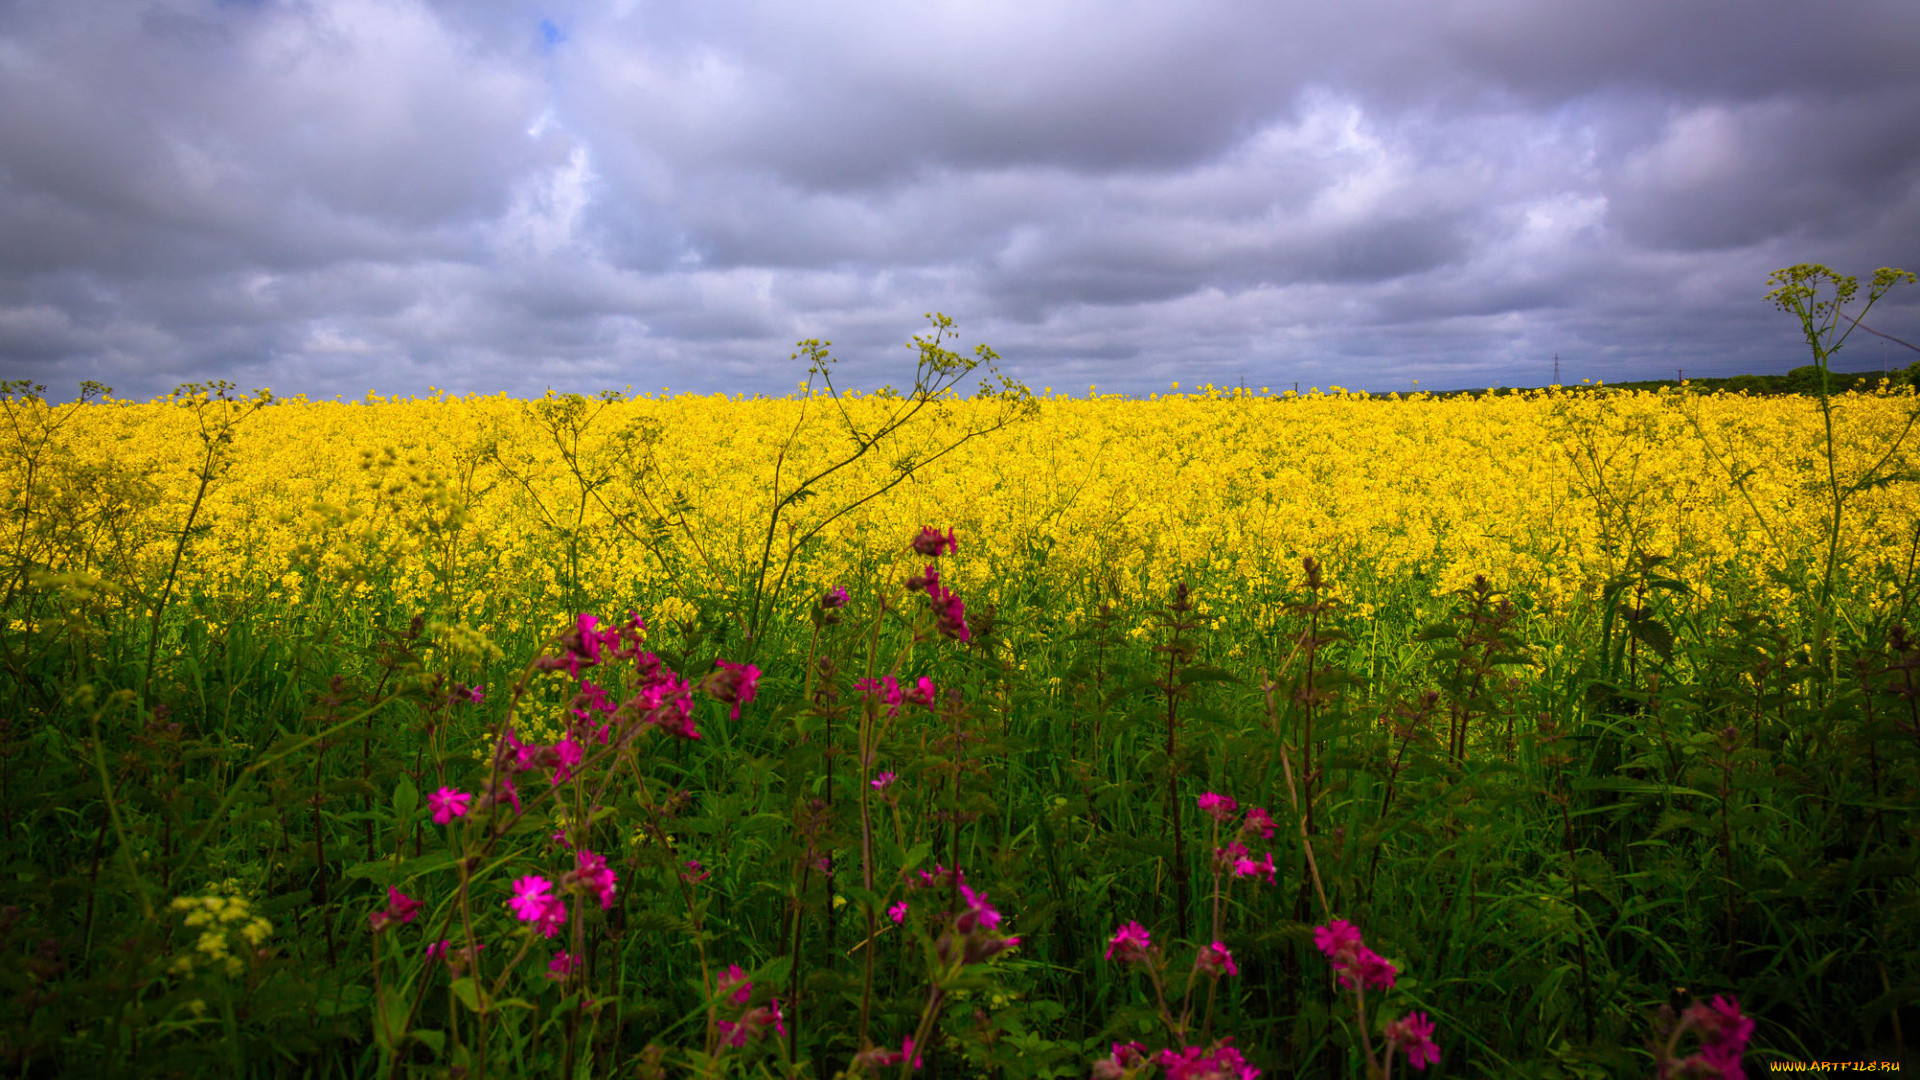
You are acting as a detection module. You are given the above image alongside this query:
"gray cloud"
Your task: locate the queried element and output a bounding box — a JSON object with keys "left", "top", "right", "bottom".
{"left": 1, "top": 0, "right": 1917, "bottom": 402}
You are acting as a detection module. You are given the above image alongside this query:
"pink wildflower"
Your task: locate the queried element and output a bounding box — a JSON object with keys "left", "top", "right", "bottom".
{"left": 682, "top": 859, "right": 710, "bottom": 884}
{"left": 570, "top": 849, "right": 618, "bottom": 909}
{"left": 1678, "top": 995, "right": 1752, "bottom": 1080}
{"left": 856, "top": 1037, "right": 923, "bottom": 1070}
{"left": 717, "top": 997, "right": 787, "bottom": 1048}
{"left": 1155, "top": 1039, "right": 1259, "bottom": 1080}
{"left": 1197, "top": 792, "right": 1240, "bottom": 822}
{"left": 1384, "top": 1012, "right": 1441, "bottom": 1070}
{"left": 1105, "top": 920, "right": 1152, "bottom": 963}
{"left": 889, "top": 900, "right": 909, "bottom": 924}
{"left": 1092, "top": 1041, "right": 1150, "bottom": 1080}
{"left": 718, "top": 964, "right": 753, "bottom": 1006}
{"left": 1213, "top": 840, "right": 1251, "bottom": 872}
{"left": 704, "top": 659, "right": 760, "bottom": 720}
{"left": 1241, "top": 807, "right": 1277, "bottom": 839}
{"left": 1232, "top": 850, "right": 1277, "bottom": 885}
{"left": 854, "top": 675, "right": 904, "bottom": 718}
{"left": 547, "top": 951, "right": 582, "bottom": 980}
{"left": 1314, "top": 919, "right": 1397, "bottom": 990}
{"left": 369, "top": 886, "right": 422, "bottom": 933}
{"left": 872, "top": 770, "right": 898, "bottom": 791}
{"left": 904, "top": 676, "right": 937, "bottom": 708}
{"left": 1194, "top": 940, "right": 1239, "bottom": 978}
{"left": 1313, "top": 919, "right": 1363, "bottom": 958}
{"left": 550, "top": 737, "right": 584, "bottom": 785}
{"left": 428, "top": 786, "right": 472, "bottom": 824}
{"left": 911, "top": 526, "right": 959, "bottom": 557}
{"left": 509, "top": 875, "right": 567, "bottom": 938}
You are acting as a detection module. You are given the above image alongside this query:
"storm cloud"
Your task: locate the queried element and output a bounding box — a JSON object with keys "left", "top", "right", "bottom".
{"left": 2, "top": 0, "right": 1916, "bottom": 399}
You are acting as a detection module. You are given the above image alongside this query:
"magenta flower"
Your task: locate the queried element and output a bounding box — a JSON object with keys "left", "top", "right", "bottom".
{"left": 425, "top": 938, "right": 485, "bottom": 971}
{"left": 1313, "top": 919, "right": 1363, "bottom": 958}
{"left": 854, "top": 675, "right": 905, "bottom": 718}
{"left": 1105, "top": 920, "right": 1152, "bottom": 963}
{"left": 1232, "top": 850, "right": 1277, "bottom": 885}
{"left": 872, "top": 770, "right": 898, "bottom": 791}
{"left": 1314, "top": 919, "right": 1397, "bottom": 990}
{"left": 910, "top": 526, "right": 959, "bottom": 557}
{"left": 369, "top": 886, "right": 422, "bottom": 933}
{"left": 550, "top": 737, "right": 584, "bottom": 785}
{"left": 428, "top": 786, "right": 472, "bottom": 824}
{"left": 1384, "top": 1011, "right": 1441, "bottom": 1070}
{"left": 1678, "top": 995, "right": 1752, "bottom": 1080}
{"left": 705, "top": 659, "right": 760, "bottom": 720}
{"left": 570, "top": 849, "right": 618, "bottom": 909}
{"left": 904, "top": 676, "right": 937, "bottom": 709}
{"left": 1194, "top": 940, "right": 1239, "bottom": 978}
{"left": 546, "top": 951, "right": 582, "bottom": 980}
{"left": 1155, "top": 1040, "right": 1259, "bottom": 1080}
{"left": 822, "top": 586, "right": 850, "bottom": 609}
{"left": 1197, "top": 792, "right": 1240, "bottom": 822}
{"left": 1213, "top": 840, "right": 1251, "bottom": 872}
{"left": 889, "top": 900, "right": 909, "bottom": 924}
{"left": 509, "top": 875, "right": 568, "bottom": 938}
{"left": 931, "top": 590, "right": 971, "bottom": 642}
{"left": 856, "top": 1036, "right": 923, "bottom": 1070}
{"left": 1241, "top": 807, "right": 1277, "bottom": 839}
{"left": 718, "top": 963, "right": 753, "bottom": 1006}
{"left": 682, "top": 859, "right": 710, "bottom": 884}
{"left": 1092, "top": 1041, "right": 1150, "bottom": 1080}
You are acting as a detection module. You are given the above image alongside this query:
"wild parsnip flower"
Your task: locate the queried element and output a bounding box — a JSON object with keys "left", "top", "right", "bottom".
{"left": 168, "top": 890, "right": 273, "bottom": 977}
{"left": 428, "top": 786, "right": 472, "bottom": 824}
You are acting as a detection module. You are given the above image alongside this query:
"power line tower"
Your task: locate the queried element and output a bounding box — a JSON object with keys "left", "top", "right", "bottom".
{"left": 1553, "top": 353, "right": 1560, "bottom": 385}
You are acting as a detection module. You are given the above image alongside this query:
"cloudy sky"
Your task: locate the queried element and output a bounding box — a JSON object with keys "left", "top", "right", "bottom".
{"left": 2, "top": 0, "right": 1917, "bottom": 401}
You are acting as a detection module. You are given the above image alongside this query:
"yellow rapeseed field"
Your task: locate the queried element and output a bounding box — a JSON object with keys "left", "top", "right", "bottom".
{"left": 9, "top": 383, "right": 1918, "bottom": 641}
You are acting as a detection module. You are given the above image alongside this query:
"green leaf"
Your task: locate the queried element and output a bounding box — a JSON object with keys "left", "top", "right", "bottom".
{"left": 1178, "top": 666, "right": 1242, "bottom": 687}
{"left": 1625, "top": 615, "right": 1674, "bottom": 662}
{"left": 411, "top": 1029, "right": 446, "bottom": 1059}
{"left": 450, "top": 977, "right": 484, "bottom": 1014}
{"left": 374, "top": 990, "right": 409, "bottom": 1056}
{"left": 394, "top": 777, "right": 419, "bottom": 820}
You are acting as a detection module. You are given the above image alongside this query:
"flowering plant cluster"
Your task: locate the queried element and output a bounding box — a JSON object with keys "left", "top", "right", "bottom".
{"left": 1313, "top": 918, "right": 1439, "bottom": 1075}
{"left": 354, "top": 602, "right": 763, "bottom": 1070}
{"left": 1652, "top": 994, "right": 1754, "bottom": 1080}
{"left": 1092, "top": 791, "right": 1288, "bottom": 1076}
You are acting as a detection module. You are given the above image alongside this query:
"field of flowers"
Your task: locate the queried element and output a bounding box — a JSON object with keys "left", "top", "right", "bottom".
{"left": 3, "top": 297, "right": 1918, "bottom": 1078}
